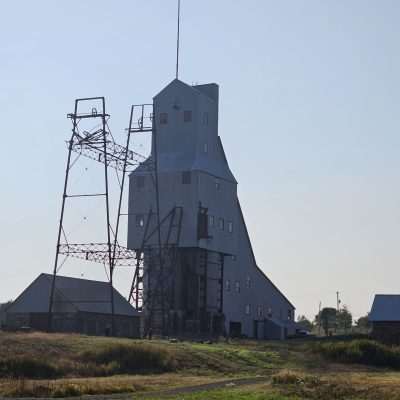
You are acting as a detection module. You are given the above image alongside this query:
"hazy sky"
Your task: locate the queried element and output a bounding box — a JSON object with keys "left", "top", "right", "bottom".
{"left": 1, "top": 1, "right": 399, "bottom": 321}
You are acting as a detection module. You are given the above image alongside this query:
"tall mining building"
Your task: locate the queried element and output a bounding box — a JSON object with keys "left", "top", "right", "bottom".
{"left": 128, "top": 79, "right": 295, "bottom": 339}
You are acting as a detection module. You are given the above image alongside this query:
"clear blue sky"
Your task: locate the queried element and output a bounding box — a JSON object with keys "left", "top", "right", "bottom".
{"left": 1, "top": 1, "right": 399, "bottom": 320}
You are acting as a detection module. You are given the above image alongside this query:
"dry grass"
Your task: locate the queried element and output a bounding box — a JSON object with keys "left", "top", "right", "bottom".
{"left": 2, "top": 332, "right": 400, "bottom": 398}
{"left": 0, "top": 374, "right": 224, "bottom": 398}
{"left": 268, "top": 369, "right": 400, "bottom": 400}
{"left": 0, "top": 332, "right": 281, "bottom": 379}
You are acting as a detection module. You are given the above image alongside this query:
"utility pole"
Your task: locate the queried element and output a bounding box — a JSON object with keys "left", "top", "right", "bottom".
{"left": 335, "top": 291, "right": 341, "bottom": 333}
{"left": 336, "top": 291, "right": 340, "bottom": 312}
{"left": 318, "top": 301, "right": 322, "bottom": 336}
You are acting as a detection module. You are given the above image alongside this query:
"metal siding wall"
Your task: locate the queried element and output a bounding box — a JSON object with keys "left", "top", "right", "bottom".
{"left": 223, "top": 201, "right": 295, "bottom": 338}
{"left": 127, "top": 80, "right": 295, "bottom": 339}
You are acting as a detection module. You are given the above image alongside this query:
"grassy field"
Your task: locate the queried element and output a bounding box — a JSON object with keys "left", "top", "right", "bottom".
{"left": 0, "top": 331, "right": 400, "bottom": 398}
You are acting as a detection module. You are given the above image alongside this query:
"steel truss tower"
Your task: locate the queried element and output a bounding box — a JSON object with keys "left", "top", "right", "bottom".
{"left": 48, "top": 97, "right": 144, "bottom": 335}
{"left": 49, "top": 97, "right": 182, "bottom": 338}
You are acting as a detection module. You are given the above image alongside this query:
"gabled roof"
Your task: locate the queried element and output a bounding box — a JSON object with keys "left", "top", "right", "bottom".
{"left": 7, "top": 273, "right": 139, "bottom": 317}
{"left": 153, "top": 78, "right": 218, "bottom": 102}
{"left": 369, "top": 294, "right": 400, "bottom": 322}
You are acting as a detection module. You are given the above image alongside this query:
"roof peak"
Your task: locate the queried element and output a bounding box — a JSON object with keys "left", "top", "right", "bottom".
{"left": 41, "top": 273, "right": 110, "bottom": 286}
{"left": 154, "top": 79, "right": 219, "bottom": 102}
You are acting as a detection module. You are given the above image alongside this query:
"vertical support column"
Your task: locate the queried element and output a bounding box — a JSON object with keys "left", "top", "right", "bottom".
{"left": 203, "top": 250, "right": 208, "bottom": 313}
{"left": 134, "top": 250, "right": 141, "bottom": 310}
{"left": 151, "top": 103, "right": 166, "bottom": 335}
{"left": 48, "top": 100, "right": 79, "bottom": 332}
{"left": 100, "top": 98, "right": 115, "bottom": 336}
{"left": 112, "top": 106, "right": 134, "bottom": 289}
{"left": 219, "top": 253, "right": 224, "bottom": 314}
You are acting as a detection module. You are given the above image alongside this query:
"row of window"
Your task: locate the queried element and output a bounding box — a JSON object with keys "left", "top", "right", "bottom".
{"left": 135, "top": 213, "right": 234, "bottom": 234}
{"left": 159, "top": 111, "right": 209, "bottom": 125}
{"left": 209, "top": 215, "right": 233, "bottom": 233}
{"left": 244, "top": 304, "right": 293, "bottom": 321}
{"left": 135, "top": 172, "right": 220, "bottom": 189}
{"left": 183, "top": 172, "right": 220, "bottom": 188}
{"left": 225, "top": 277, "right": 250, "bottom": 293}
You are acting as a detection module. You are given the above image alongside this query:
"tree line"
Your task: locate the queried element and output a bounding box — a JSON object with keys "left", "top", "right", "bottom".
{"left": 297, "top": 306, "right": 370, "bottom": 336}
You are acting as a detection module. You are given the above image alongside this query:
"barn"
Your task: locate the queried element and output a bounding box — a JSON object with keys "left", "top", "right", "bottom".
{"left": 369, "top": 294, "right": 400, "bottom": 344}
{"left": 5, "top": 273, "right": 140, "bottom": 338}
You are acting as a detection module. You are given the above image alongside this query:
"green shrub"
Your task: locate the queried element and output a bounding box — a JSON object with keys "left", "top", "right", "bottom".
{"left": 314, "top": 339, "right": 400, "bottom": 369}
{"left": 81, "top": 343, "right": 177, "bottom": 374}
{"left": 0, "top": 357, "right": 58, "bottom": 379}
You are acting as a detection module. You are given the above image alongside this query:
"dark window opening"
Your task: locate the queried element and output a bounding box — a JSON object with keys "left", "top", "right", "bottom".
{"left": 160, "top": 112, "right": 168, "bottom": 124}
{"left": 215, "top": 179, "right": 221, "bottom": 190}
{"left": 182, "top": 171, "right": 191, "bottom": 184}
{"left": 228, "top": 221, "right": 233, "bottom": 233}
{"left": 209, "top": 215, "right": 214, "bottom": 227}
{"left": 219, "top": 218, "right": 224, "bottom": 231}
{"left": 229, "top": 321, "right": 242, "bottom": 338}
{"left": 225, "top": 280, "right": 231, "bottom": 291}
{"left": 184, "top": 110, "right": 192, "bottom": 122}
{"left": 197, "top": 205, "right": 209, "bottom": 239}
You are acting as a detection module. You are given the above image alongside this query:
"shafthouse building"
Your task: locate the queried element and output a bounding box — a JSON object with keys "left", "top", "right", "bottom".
{"left": 5, "top": 273, "right": 140, "bottom": 337}
{"left": 128, "top": 79, "right": 295, "bottom": 339}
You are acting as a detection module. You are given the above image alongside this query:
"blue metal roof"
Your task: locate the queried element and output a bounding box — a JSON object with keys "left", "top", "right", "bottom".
{"left": 369, "top": 294, "right": 400, "bottom": 322}
{"left": 7, "top": 273, "right": 139, "bottom": 317}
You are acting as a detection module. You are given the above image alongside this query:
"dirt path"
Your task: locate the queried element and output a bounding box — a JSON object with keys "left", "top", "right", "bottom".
{"left": 140, "top": 376, "right": 266, "bottom": 398}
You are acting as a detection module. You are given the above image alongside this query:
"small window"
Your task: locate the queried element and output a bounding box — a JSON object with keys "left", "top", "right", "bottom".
{"left": 245, "top": 304, "right": 251, "bottom": 315}
{"left": 257, "top": 306, "right": 263, "bottom": 318}
{"left": 231, "top": 255, "right": 236, "bottom": 261}
{"left": 235, "top": 281, "right": 240, "bottom": 293}
{"left": 184, "top": 110, "right": 192, "bottom": 122}
{"left": 246, "top": 276, "right": 251, "bottom": 289}
{"left": 203, "top": 112, "right": 209, "bottom": 125}
{"left": 136, "top": 175, "right": 145, "bottom": 188}
{"left": 288, "top": 309, "right": 292, "bottom": 321}
{"left": 215, "top": 179, "right": 220, "bottom": 190}
{"left": 219, "top": 218, "right": 224, "bottom": 230}
{"left": 225, "top": 280, "right": 231, "bottom": 291}
{"left": 228, "top": 221, "right": 233, "bottom": 233}
{"left": 267, "top": 307, "right": 272, "bottom": 318}
{"left": 182, "top": 171, "right": 191, "bottom": 184}
{"left": 135, "top": 214, "right": 145, "bottom": 228}
{"left": 209, "top": 215, "right": 214, "bottom": 227}
{"left": 204, "top": 143, "right": 208, "bottom": 153}
{"left": 160, "top": 112, "right": 168, "bottom": 125}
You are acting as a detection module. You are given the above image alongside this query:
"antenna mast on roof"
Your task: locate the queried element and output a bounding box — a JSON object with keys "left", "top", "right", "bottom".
{"left": 176, "top": 0, "right": 181, "bottom": 79}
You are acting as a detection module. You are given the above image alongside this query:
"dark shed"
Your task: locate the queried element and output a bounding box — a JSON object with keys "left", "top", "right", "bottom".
{"left": 5, "top": 273, "right": 141, "bottom": 337}
{"left": 369, "top": 294, "right": 400, "bottom": 344}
